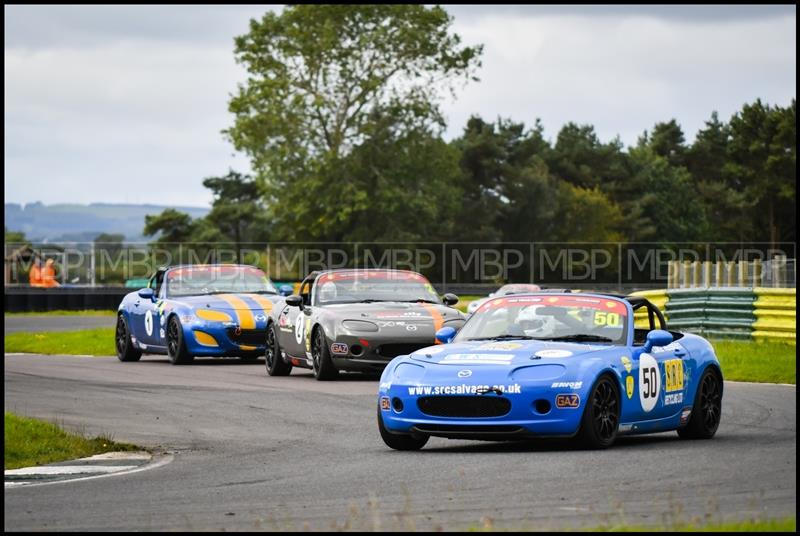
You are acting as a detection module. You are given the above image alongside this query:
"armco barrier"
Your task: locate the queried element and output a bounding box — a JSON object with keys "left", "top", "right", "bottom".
{"left": 753, "top": 287, "right": 796, "bottom": 342}
{"left": 4, "top": 286, "right": 129, "bottom": 312}
{"left": 665, "top": 288, "right": 755, "bottom": 340}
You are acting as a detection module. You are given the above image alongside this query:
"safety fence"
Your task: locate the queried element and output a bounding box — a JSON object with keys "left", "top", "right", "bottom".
{"left": 631, "top": 287, "right": 796, "bottom": 342}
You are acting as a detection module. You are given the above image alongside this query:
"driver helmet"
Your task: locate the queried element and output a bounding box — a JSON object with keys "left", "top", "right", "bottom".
{"left": 320, "top": 281, "right": 338, "bottom": 302}
{"left": 515, "top": 305, "right": 554, "bottom": 334}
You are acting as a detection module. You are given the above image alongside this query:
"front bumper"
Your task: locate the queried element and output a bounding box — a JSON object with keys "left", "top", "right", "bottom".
{"left": 329, "top": 334, "right": 438, "bottom": 372}
{"left": 184, "top": 324, "right": 266, "bottom": 356}
{"left": 378, "top": 382, "right": 585, "bottom": 438}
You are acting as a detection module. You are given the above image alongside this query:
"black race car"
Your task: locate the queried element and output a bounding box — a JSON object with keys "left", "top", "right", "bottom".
{"left": 265, "top": 269, "right": 465, "bottom": 380}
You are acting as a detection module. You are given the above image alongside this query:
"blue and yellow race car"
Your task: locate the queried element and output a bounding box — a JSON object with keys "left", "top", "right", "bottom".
{"left": 116, "top": 264, "right": 290, "bottom": 364}
{"left": 377, "top": 292, "right": 723, "bottom": 450}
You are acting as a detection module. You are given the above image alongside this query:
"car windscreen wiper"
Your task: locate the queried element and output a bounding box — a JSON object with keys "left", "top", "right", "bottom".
{"left": 538, "top": 334, "right": 614, "bottom": 343}
{"left": 356, "top": 299, "right": 386, "bottom": 303}
{"left": 249, "top": 290, "right": 278, "bottom": 294}
{"left": 466, "top": 334, "right": 537, "bottom": 341}
{"left": 401, "top": 299, "right": 439, "bottom": 304}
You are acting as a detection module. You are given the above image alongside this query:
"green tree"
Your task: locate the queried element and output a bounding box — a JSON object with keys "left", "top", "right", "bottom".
{"left": 143, "top": 209, "right": 196, "bottom": 246}
{"left": 226, "top": 5, "right": 482, "bottom": 241}
{"left": 686, "top": 112, "right": 749, "bottom": 242}
{"left": 202, "top": 170, "right": 269, "bottom": 258}
{"left": 454, "top": 117, "right": 554, "bottom": 242}
{"left": 5, "top": 227, "right": 27, "bottom": 244}
{"left": 648, "top": 119, "right": 687, "bottom": 168}
{"left": 726, "top": 99, "right": 795, "bottom": 245}
{"left": 627, "top": 146, "right": 709, "bottom": 242}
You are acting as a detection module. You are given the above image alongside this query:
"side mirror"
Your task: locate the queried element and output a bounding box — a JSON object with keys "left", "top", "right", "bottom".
{"left": 643, "top": 329, "right": 673, "bottom": 352}
{"left": 435, "top": 326, "right": 457, "bottom": 344}
{"left": 137, "top": 288, "right": 155, "bottom": 300}
{"left": 285, "top": 294, "right": 303, "bottom": 308}
{"left": 279, "top": 284, "right": 294, "bottom": 297}
{"left": 442, "top": 293, "right": 459, "bottom": 306}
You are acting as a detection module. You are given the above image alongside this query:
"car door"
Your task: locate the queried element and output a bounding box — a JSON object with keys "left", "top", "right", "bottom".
{"left": 130, "top": 273, "right": 161, "bottom": 347}
{"left": 631, "top": 303, "right": 688, "bottom": 421}
{"left": 278, "top": 277, "right": 313, "bottom": 358}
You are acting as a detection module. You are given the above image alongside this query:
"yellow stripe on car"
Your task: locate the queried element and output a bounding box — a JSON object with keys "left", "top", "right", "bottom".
{"left": 243, "top": 294, "right": 274, "bottom": 315}
{"left": 193, "top": 330, "right": 219, "bottom": 347}
{"left": 216, "top": 294, "right": 256, "bottom": 329}
{"left": 239, "top": 345, "right": 257, "bottom": 351}
{"left": 195, "top": 309, "right": 233, "bottom": 322}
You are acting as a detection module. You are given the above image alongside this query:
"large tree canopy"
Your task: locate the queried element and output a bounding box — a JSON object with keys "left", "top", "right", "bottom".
{"left": 226, "top": 5, "right": 482, "bottom": 173}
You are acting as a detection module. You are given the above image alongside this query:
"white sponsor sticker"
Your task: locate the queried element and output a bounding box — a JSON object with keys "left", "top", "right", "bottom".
{"left": 159, "top": 328, "right": 165, "bottom": 339}
{"left": 478, "top": 342, "right": 523, "bottom": 351}
{"left": 440, "top": 353, "right": 515, "bottom": 365}
{"left": 535, "top": 349, "right": 573, "bottom": 359}
{"left": 144, "top": 310, "right": 154, "bottom": 336}
{"left": 638, "top": 353, "right": 661, "bottom": 413}
{"left": 551, "top": 381, "right": 583, "bottom": 389}
{"left": 664, "top": 392, "right": 683, "bottom": 405}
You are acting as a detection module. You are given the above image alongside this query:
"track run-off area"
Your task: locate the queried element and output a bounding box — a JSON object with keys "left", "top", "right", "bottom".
{"left": 4, "top": 353, "right": 796, "bottom": 531}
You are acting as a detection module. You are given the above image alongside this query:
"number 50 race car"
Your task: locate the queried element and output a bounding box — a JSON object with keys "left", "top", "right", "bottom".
{"left": 378, "top": 292, "right": 723, "bottom": 450}
{"left": 116, "top": 264, "right": 289, "bottom": 364}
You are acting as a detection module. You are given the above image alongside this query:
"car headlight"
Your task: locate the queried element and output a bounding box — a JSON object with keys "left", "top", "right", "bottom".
{"left": 342, "top": 320, "right": 379, "bottom": 332}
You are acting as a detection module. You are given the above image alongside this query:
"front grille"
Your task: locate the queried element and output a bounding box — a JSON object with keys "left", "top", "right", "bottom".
{"left": 377, "top": 343, "right": 429, "bottom": 358}
{"left": 417, "top": 396, "right": 511, "bottom": 418}
{"left": 226, "top": 328, "right": 266, "bottom": 346}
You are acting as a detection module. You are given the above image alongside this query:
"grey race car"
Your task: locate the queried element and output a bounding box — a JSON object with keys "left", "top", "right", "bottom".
{"left": 265, "top": 269, "right": 466, "bottom": 380}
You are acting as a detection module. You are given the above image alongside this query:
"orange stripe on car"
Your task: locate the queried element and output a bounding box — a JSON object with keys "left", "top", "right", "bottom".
{"left": 216, "top": 294, "right": 256, "bottom": 329}
{"left": 243, "top": 294, "right": 274, "bottom": 315}
{"left": 420, "top": 303, "right": 445, "bottom": 344}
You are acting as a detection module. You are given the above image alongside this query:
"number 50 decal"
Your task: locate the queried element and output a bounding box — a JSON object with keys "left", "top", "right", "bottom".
{"left": 638, "top": 353, "right": 661, "bottom": 412}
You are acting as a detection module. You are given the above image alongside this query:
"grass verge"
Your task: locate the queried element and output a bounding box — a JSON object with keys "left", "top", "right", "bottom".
{"left": 582, "top": 517, "right": 796, "bottom": 532}
{"left": 5, "top": 310, "right": 115, "bottom": 316}
{"left": 5, "top": 327, "right": 116, "bottom": 356}
{"left": 713, "top": 339, "right": 795, "bottom": 384}
{"left": 5, "top": 412, "right": 139, "bottom": 470}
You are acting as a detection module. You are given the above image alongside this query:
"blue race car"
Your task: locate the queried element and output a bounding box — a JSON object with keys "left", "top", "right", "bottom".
{"left": 116, "top": 264, "right": 291, "bottom": 364}
{"left": 377, "top": 292, "right": 723, "bottom": 450}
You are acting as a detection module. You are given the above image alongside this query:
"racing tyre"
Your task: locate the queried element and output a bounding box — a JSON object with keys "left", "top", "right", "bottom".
{"left": 311, "top": 326, "right": 339, "bottom": 380}
{"left": 576, "top": 375, "right": 619, "bottom": 449}
{"left": 115, "top": 314, "right": 142, "bottom": 362}
{"left": 677, "top": 368, "right": 722, "bottom": 439}
{"left": 265, "top": 323, "right": 292, "bottom": 376}
{"left": 166, "top": 316, "right": 194, "bottom": 365}
{"left": 377, "top": 406, "right": 429, "bottom": 451}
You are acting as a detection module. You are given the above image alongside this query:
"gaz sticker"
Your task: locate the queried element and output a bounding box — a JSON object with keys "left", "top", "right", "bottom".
{"left": 555, "top": 393, "right": 580, "bottom": 409}
{"left": 331, "top": 342, "right": 349, "bottom": 355}
{"left": 664, "top": 359, "right": 684, "bottom": 392}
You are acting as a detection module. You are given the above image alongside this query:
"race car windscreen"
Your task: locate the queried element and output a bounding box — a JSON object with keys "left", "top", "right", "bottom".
{"left": 166, "top": 266, "right": 278, "bottom": 297}
{"left": 315, "top": 271, "right": 440, "bottom": 305}
{"left": 456, "top": 295, "right": 629, "bottom": 345}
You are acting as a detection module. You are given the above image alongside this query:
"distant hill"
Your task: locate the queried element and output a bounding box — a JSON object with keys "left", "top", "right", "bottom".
{"left": 5, "top": 202, "right": 210, "bottom": 242}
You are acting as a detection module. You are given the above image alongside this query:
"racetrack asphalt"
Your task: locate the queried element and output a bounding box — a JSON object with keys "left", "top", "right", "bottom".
{"left": 4, "top": 314, "right": 114, "bottom": 334}
{"left": 4, "top": 354, "right": 796, "bottom": 531}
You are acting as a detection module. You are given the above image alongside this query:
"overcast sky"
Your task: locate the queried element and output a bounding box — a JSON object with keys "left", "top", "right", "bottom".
{"left": 4, "top": 5, "right": 796, "bottom": 207}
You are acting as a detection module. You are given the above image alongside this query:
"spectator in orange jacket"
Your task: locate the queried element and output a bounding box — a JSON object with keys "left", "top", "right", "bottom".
{"left": 41, "top": 258, "right": 60, "bottom": 288}
{"left": 29, "top": 259, "right": 44, "bottom": 287}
